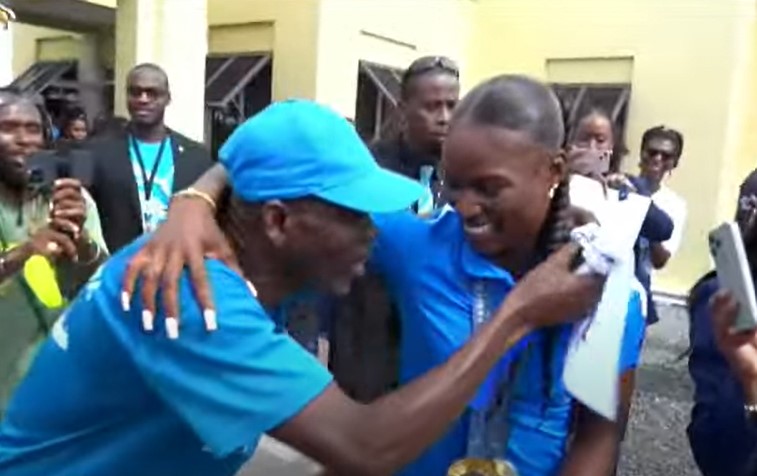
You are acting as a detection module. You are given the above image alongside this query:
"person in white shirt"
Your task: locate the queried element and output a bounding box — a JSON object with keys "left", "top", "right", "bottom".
{"left": 630, "top": 125, "right": 687, "bottom": 323}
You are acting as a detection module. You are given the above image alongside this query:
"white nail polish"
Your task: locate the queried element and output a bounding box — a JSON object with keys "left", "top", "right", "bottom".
{"left": 142, "top": 310, "right": 154, "bottom": 332}
{"left": 204, "top": 309, "right": 217, "bottom": 331}
{"left": 246, "top": 281, "right": 258, "bottom": 297}
{"left": 121, "top": 292, "right": 131, "bottom": 312}
{"left": 166, "top": 318, "right": 179, "bottom": 339}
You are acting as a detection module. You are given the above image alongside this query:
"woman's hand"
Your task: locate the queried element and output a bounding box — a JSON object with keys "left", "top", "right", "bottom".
{"left": 121, "top": 195, "right": 240, "bottom": 334}
{"left": 710, "top": 290, "right": 757, "bottom": 402}
{"left": 605, "top": 173, "right": 637, "bottom": 193}
{"left": 504, "top": 243, "right": 606, "bottom": 331}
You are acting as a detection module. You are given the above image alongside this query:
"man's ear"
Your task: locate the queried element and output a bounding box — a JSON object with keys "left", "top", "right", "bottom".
{"left": 261, "top": 200, "right": 289, "bottom": 247}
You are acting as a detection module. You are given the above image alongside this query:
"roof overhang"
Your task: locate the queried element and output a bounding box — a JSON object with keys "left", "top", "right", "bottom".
{"left": 2, "top": 0, "right": 114, "bottom": 32}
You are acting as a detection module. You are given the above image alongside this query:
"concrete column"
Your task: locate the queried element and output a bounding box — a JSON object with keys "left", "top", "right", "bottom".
{"left": 115, "top": 0, "right": 207, "bottom": 141}
{"left": 78, "top": 33, "right": 104, "bottom": 126}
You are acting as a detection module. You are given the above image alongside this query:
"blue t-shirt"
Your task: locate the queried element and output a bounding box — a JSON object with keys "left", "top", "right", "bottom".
{"left": 370, "top": 208, "right": 646, "bottom": 476}
{"left": 129, "top": 137, "right": 175, "bottom": 233}
{"left": 0, "top": 237, "right": 333, "bottom": 476}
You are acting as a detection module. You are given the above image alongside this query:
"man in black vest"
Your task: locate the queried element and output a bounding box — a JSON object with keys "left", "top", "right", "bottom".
{"left": 330, "top": 56, "right": 460, "bottom": 400}
{"left": 87, "top": 64, "right": 212, "bottom": 253}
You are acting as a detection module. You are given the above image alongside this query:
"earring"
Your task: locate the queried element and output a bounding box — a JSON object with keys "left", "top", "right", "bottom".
{"left": 548, "top": 184, "right": 558, "bottom": 198}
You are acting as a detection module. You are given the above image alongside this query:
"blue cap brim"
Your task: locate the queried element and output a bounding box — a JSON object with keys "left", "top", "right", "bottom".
{"left": 316, "top": 167, "right": 424, "bottom": 214}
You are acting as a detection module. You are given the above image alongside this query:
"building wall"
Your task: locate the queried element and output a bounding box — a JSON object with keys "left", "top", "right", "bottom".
{"left": 314, "top": 0, "right": 472, "bottom": 118}
{"left": 9, "top": 0, "right": 757, "bottom": 294}
{"left": 468, "top": 0, "right": 756, "bottom": 295}
{"left": 12, "top": 24, "right": 79, "bottom": 75}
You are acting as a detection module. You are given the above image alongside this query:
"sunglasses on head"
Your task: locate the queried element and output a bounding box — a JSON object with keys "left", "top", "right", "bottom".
{"left": 404, "top": 56, "right": 460, "bottom": 81}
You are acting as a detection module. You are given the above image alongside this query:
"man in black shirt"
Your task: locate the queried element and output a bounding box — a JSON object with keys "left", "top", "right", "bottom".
{"left": 330, "top": 56, "right": 460, "bottom": 400}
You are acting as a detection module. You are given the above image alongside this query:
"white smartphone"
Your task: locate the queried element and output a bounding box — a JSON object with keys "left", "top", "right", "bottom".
{"left": 709, "top": 222, "right": 757, "bottom": 331}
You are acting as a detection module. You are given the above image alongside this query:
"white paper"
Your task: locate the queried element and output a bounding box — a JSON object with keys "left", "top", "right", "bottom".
{"left": 563, "top": 175, "right": 651, "bottom": 420}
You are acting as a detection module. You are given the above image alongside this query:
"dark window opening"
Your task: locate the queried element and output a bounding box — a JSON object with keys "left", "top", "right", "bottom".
{"left": 354, "top": 61, "right": 403, "bottom": 144}
{"left": 552, "top": 82, "right": 632, "bottom": 170}
{"left": 205, "top": 54, "right": 273, "bottom": 159}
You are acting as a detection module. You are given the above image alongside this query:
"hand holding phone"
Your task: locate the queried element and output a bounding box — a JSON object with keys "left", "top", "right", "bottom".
{"left": 709, "top": 222, "right": 757, "bottom": 331}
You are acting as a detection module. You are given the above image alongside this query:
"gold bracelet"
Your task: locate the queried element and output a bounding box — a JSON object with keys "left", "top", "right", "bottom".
{"left": 172, "top": 187, "right": 217, "bottom": 212}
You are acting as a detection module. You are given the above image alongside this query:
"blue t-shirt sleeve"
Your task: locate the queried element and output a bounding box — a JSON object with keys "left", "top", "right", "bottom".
{"left": 125, "top": 261, "right": 333, "bottom": 457}
{"left": 369, "top": 211, "right": 423, "bottom": 279}
{"left": 618, "top": 289, "right": 646, "bottom": 372}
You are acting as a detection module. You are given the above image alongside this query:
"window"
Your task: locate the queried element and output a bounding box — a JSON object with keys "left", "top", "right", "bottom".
{"left": 354, "top": 61, "right": 404, "bottom": 143}
{"left": 11, "top": 60, "right": 76, "bottom": 96}
{"left": 551, "top": 83, "right": 632, "bottom": 168}
{"left": 204, "top": 54, "right": 273, "bottom": 158}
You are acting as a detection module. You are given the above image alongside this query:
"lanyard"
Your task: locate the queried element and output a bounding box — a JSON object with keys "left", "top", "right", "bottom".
{"left": 130, "top": 135, "right": 168, "bottom": 202}
{"left": 467, "top": 280, "right": 526, "bottom": 461}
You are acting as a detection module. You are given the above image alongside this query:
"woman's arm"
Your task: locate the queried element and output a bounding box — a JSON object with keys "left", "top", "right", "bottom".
{"left": 559, "top": 368, "right": 636, "bottom": 476}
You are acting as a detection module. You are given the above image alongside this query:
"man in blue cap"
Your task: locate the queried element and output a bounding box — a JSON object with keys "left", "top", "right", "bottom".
{"left": 0, "top": 100, "right": 601, "bottom": 476}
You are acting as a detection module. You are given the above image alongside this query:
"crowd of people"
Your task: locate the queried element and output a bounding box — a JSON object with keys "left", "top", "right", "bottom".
{"left": 0, "top": 53, "right": 754, "bottom": 476}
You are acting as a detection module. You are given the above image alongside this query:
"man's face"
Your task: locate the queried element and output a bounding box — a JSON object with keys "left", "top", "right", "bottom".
{"left": 0, "top": 102, "right": 44, "bottom": 188}
{"left": 269, "top": 199, "right": 377, "bottom": 296}
{"left": 401, "top": 72, "right": 459, "bottom": 155}
{"left": 126, "top": 69, "right": 170, "bottom": 127}
{"left": 640, "top": 137, "right": 678, "bottom": 185}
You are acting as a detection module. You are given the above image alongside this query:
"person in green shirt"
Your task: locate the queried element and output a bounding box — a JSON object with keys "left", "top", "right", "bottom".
{"left": 0, "top": 89, "right": 107, "bottom": 413}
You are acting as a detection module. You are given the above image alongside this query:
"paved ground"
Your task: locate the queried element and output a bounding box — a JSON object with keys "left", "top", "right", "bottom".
{"left": 618, "top": 302, "right": 700, "bottom": 476}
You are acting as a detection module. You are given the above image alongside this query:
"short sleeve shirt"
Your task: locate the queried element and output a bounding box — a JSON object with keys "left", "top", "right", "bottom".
{"left": 0, "top": 237, "right": 332, "bottom": 476}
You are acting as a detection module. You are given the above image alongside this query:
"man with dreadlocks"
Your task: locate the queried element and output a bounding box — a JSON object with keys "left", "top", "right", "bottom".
{"left": 118, "top": 77, "right": 645, "bottom": 475}
{"left": 630, "top": 125, "right": 687, "bottom": 324}
{"left": 0, "top": 89, "right": 106, "bottom": 413}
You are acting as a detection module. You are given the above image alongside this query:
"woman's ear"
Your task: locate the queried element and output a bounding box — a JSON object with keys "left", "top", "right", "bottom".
{"left": 550, "top": 150, "right": 568, "bottom": 186}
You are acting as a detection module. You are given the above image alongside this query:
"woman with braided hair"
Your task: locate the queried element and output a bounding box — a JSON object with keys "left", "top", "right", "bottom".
{"left": 116, "top": 76, "right": 642, "bottom": 475}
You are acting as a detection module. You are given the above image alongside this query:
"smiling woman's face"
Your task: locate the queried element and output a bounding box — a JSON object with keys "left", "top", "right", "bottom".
{"left": 442, "top": 122, "right": 563, "bottom": 265}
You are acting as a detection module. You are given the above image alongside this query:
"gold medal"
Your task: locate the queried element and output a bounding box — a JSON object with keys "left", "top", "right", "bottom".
{"left": 447, "top": 458, "right": 517, "bottom": 476}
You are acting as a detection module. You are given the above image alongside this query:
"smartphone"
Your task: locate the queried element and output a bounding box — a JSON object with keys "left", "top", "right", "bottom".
{"left": 709, "top": 222, "right": 757, "bottom": 331}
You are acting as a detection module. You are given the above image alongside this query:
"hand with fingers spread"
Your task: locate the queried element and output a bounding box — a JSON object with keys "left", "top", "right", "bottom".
{"left": 709, "top": 290, "right": 757, "bottom": 401}
{"left": 121, "top": 193, "right": 240, "bottom": 338}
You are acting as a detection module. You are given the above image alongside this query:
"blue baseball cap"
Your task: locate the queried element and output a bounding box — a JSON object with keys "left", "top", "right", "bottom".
{"left": 219, "top": 100, "right": 423, "bottom": 213}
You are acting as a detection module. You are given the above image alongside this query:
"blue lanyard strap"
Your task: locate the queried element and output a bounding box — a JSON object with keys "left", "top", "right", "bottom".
{"left": 467, "top": 281, "right": 529, "bottom": 460}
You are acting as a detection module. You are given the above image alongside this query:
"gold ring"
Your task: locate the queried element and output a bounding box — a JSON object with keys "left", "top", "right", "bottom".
{"left": 46, "top": 242, "right": 60, "bottom": 253}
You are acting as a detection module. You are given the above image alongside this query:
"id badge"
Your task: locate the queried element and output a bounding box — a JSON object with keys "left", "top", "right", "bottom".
{"left": 142, "top": 199, "right": 166, "bottom": 233}
{"left": 447, "top": 458, "right": 518, "bottom": 476}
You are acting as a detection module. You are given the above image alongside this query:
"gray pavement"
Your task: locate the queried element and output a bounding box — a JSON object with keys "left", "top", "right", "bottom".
{"left": 618, "top": 302, "right": 700, "bottom": 476}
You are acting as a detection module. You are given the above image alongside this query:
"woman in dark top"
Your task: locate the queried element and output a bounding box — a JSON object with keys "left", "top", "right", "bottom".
{"left": 688, "top": 171, "right": 757, "bottom": 476}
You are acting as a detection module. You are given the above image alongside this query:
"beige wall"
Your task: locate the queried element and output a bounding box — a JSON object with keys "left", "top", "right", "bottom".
{"left": 12, "top": 24, "right": 79, "bottom": 75}
{"left": 468, "top": 0, "right": 756, "bottom": 295}
{"left": 208, "top": 0, "right": 322, "bottom": 108}
{"left": 10, "top": 0, "right": 757, "bottom": 294}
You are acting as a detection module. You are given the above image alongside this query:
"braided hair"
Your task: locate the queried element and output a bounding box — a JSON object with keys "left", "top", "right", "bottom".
{"left": 451, "top": 75, "right": 573, "bottom": 404}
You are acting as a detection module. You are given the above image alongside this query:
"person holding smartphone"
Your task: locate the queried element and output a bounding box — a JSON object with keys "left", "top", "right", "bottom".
{"left": 0, "top": 89, "right": 107, "bottom": 414}
{"left": 688, "top": 171, "right": 757, "bottom": 476}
